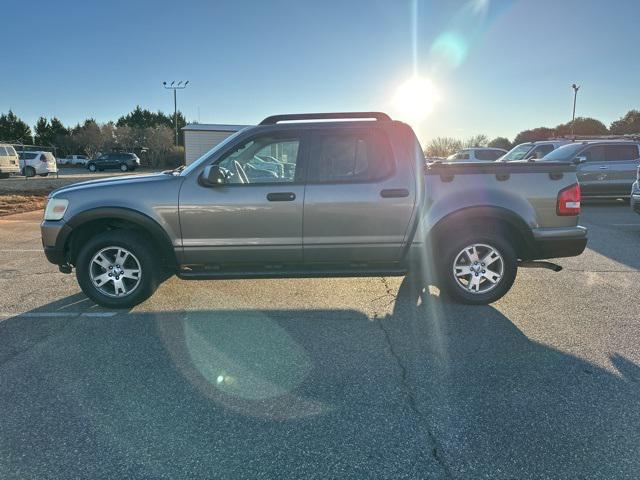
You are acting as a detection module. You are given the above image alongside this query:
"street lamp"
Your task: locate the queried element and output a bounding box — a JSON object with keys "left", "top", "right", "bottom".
{"left": 571, "top": 83, "right": 580, "bottom": 138}
{"left": 163, "top": 80, "right": 189, "bottom": 146}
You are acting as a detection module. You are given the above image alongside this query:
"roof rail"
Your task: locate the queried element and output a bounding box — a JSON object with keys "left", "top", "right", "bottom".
{"left": 259, "top": 112, "right": 391, "bottom": 125}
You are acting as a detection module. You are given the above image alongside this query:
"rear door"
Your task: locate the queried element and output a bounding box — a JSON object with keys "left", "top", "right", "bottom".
{"left": 604, "top": 143, "right": 640, "bottom": 196}
{"left": 576, "top": 145, "right": 608, "bottom": 196}
{"left": 302, "top": 127, "right": 415, "bottom": 264}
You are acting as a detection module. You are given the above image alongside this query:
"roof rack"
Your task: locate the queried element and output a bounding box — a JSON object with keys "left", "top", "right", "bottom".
{"left": 259, "top": 112, "right": 391, "bottom": 125}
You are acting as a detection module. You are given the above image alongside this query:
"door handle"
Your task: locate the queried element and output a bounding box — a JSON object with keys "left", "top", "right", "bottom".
{"left": 267, "top": 192, "right": 296, "bottom": 201}
{"left": 380, "top": 188, "right": 409, "bottom": 198}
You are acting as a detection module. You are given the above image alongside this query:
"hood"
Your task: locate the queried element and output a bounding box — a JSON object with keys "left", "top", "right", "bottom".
{"left": 50, "top": 172, "right": 172, "bottom": 197}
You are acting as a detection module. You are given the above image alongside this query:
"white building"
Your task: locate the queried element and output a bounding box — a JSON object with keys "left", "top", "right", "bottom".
{"left": 182, "top": 124, "right": 248, "bottom": 165}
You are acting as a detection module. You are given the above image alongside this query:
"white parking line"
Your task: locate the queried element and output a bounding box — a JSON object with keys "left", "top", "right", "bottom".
{"left": 0, "top": 249, "right": 43, "bottom": 252}
{"left": 612, "top": 223, "right": 640, "bottom": 226}
{"left": 0, "top": 311, "right": 118, "bottom": 319}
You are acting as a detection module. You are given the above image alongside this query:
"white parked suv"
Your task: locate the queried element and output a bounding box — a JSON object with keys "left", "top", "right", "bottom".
{"left": 58, "top": 154, "right": 90, "bottom": 166}
{"left": 18, "top": 151, "right": 58, "bottom": 177}
{"left": 499, "top": 140, "right": 571, "bottom": 162}
{"left": 447, "top": 148, "right": 507, "bottom": 162}
{"left": 0, "top": 144, "right": 21, "bottom": 178}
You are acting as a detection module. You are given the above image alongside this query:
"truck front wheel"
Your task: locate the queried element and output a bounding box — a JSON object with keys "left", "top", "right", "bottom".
{"left": 438, "top": 233, "right": 517, "bottom": 305}
{"left": 76, "top": 231, "right": 159, "bottom": 309}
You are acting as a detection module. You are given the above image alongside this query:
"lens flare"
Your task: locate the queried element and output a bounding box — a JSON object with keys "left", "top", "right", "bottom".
{"left": 392, "top": 76, "right": 440, "bottom": 125}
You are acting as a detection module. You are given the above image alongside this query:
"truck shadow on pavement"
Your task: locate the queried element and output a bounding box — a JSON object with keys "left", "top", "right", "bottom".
{"left": 0, "top": 279, "right": 639, "bottom": 479}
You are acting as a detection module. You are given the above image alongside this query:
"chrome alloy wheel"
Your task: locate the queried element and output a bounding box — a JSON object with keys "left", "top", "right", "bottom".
{"left": 89, "top": 246, "right": 142, "bottom": 297}
{"left": 452, "top": 243, "right": 504, "bottom": 294}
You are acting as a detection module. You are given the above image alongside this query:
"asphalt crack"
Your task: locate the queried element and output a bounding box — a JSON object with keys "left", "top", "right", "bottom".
{"left": 372, "top": 277, "right": 455, "bottom": 480}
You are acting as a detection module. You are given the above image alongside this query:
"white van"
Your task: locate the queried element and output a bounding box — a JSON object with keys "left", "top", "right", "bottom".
{"left": 0, "top": 144, "right": 21, "bottom": 178}
{"left": 18, "top": 151, "right": 58, "bottom": 177}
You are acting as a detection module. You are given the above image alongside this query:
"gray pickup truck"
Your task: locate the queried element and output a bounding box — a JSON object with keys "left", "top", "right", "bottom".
{"left": 41, "top": 112, "right": 587, "bottom": 308}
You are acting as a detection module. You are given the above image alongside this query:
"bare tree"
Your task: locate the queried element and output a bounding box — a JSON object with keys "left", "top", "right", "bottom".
{"left": 144, "top": 126, "right": 174, "bottom": 167}
{"left": 424, "top": 137, "right": 462, "bottom": 157}
{"left": 463, "top": 134, "right": 489, "bottom": 148}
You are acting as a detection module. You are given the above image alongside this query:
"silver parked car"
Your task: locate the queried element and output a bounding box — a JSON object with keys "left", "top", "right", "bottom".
{"left": 446, "top": 148, "right": 507, "bottom": 162}
{"left": 541, "top": 141, "right": 640, "bottom": 198}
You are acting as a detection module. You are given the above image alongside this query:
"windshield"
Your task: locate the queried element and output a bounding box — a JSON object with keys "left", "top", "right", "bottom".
{"left": 501, "top": 143, "right": 533, "bottom": 161}
{"left": 541, "top": 143, "right": 585, "bottom": 162}
{"left": 181, "top": 128, "right": 250, "bottom": 176}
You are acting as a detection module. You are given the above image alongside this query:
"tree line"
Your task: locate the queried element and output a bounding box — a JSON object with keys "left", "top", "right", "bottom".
{"left": 2, "top": 106, "right": 640, "bottom": 163}
{"left": 424, "top": 109, "right": 640, "bottom": 157}
{"left": 0, "top": 106, "right": 188, "bottom": 168}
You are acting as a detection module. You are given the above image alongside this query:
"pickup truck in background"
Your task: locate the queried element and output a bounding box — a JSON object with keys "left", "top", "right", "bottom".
{"left": 41, "top": 112, "right": 587, "bottom": 308}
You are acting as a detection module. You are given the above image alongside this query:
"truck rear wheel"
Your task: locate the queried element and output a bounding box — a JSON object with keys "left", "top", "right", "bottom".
{"left": 76, "top": 231, "right": 159, "bottom": 309}
{"left": 437, "top": 232, "right": 517, "bottom": 305}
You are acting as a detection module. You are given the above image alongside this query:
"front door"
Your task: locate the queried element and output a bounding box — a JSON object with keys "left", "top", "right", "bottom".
{"left": 302, "top": 127, "right": 416, "bottom": 264}
{"left": 179, "top": 131, "right": 306, "bottom": 266}
{"left": 577, "top": 145, "right": 608, "bottom": 196}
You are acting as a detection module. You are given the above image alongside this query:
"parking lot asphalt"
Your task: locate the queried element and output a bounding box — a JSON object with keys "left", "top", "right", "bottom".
{"left": 0, "top": 203, "right": 638, "bottom": 479}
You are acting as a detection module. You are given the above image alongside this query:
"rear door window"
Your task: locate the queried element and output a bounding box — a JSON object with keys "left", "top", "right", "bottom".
{"left": 307, "top": 129, "right": 393, "bottom": 183}
{"left": 605, "top": 144, "right": 639, "bottom": 161}
{"left": 475, "top": 149, "right": 503, "bottom": 161}
{"left": 0, "top": 147, "right": 6, "bottom": 156}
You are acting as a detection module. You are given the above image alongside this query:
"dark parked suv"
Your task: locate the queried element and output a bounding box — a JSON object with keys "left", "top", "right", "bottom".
{"left": 87, "top": 153, "right": 140, "bottom": 172}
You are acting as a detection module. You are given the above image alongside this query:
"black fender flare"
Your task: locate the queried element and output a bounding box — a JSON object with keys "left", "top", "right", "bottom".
{"left": 63, "top": 207, "right": 177, "bottom": 267}
{"left": 425, "top": 205, "right": 536, "bottom": 256}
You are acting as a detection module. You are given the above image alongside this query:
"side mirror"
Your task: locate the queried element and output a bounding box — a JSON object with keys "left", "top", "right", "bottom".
{"left": 200, "top": 165, "right": 226, "bottom": 186}
{"left": 573, "top": 155, "right": 587, "bottom": 164}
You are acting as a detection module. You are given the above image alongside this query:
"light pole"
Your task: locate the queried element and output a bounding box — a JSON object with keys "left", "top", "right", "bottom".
{"left": 571, "top": 83, "right": 580, "bottom": 138}
{"left": 163, "top": 80, "right": 189, "bottom": 146}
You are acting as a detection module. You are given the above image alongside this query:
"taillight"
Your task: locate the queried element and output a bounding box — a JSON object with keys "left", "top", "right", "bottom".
{"left": 557, "top": 183, "right": 581, "bottom": 216}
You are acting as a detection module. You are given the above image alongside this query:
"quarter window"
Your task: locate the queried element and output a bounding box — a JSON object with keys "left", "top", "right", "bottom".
{"left": 605, "top": 144, "right": 639, "bottom": 161}
{"left": 308, "top": 130, "right": 393, "bottom": 183}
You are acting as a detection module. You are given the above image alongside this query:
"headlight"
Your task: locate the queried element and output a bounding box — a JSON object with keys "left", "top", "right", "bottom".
{"left": 44, "top": 198, "right": 69, "bottom": 221}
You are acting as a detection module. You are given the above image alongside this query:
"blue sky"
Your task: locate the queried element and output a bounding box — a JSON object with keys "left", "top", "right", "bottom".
{"left": 3, "top": 0, "right": 639, "bottom": 142}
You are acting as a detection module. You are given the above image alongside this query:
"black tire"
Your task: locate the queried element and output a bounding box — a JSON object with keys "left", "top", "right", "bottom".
{"left": 120, "top": 163, "right": 128, "bottom": 172}
{"left": 87, "top": 163, "right": 97, "bottom": 172}
{"left": 39, "top": 173, "right": 49, "bottom": 177}
{"left": 0, "top": 173, "right": 9, "bottom": 179}
{"left": 437, "top": 230, "right": 517, "bottom": 305}
{"left": 24, "top": 166, "right": 36, "bottom": 177}
{"left": 76, "top": 231, "right": 159, "bottom": 309}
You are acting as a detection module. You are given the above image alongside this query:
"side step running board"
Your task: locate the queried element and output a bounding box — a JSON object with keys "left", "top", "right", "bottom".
{"left": 518, "top": 260, "right": 562, "bottom": 272}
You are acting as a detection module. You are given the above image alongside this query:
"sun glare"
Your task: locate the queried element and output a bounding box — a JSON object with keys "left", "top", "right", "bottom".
{"left": 392, "top": 76, "right": 440, "bottom": 126}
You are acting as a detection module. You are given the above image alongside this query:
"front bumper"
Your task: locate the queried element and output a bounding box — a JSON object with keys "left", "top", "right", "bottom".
{"left": 41, "top": 220, "right": 72, "bottom": 266}
{"left": 526, "top": 226, "right": 588, "bottom": 260}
